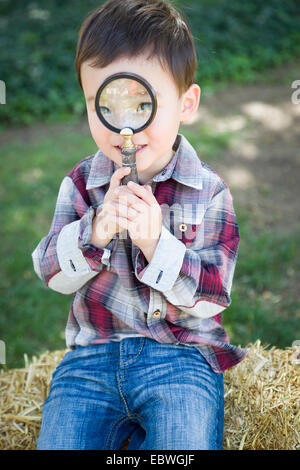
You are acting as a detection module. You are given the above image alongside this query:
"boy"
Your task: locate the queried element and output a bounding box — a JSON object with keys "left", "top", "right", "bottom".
{"left": 32, "top": 0, "right": 248, "bottom": 450}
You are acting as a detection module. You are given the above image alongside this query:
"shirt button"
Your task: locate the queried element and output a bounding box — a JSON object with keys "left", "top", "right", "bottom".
{"left": 153, "top": 309, "right": 161, "bottom": 318}
{"left": 179, "top": 223, "right": 187, "bottom": 232}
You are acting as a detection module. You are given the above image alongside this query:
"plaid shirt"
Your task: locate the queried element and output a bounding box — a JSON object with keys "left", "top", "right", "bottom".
{"left": 32, "top": 133, "right": 248, "bottom": 373}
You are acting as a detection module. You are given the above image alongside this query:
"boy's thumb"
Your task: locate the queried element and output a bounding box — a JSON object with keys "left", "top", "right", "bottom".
{"left": 146, "top": 185, "right": 152, "bottom": 192}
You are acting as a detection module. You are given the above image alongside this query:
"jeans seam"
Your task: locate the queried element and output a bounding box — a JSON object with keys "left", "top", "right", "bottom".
{"left": 120, "top": 337, "right": 145, "bottom": 366}
{"left": 106, "top": 415, "right": 130, "bottom": 450}
{"left": 116, "top": 372, "right": 144, "bottom": 426}
{"left": 116, "top": 370, "right": 131, "bottom": 416}
{"left": 106, "top": 414, "right": 144, "bottom": 450}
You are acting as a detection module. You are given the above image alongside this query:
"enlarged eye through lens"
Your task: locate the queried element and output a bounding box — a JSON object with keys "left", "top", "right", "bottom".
{"left": 95, "top": 73, "right": 157, "bottom": 133}
{"left": 137, "top": 102, "right": 152, "bottom": 113}
{"left": 100, "top": 102, "right": 152, "bottom": 116}
{"left": 100, "top": 106, "right": 110, "bottom": 115}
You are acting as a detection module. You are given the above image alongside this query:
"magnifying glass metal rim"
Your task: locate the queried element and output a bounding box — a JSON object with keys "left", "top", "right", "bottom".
{"left": 95, "top": 71, "right": 157, "bottom": 134}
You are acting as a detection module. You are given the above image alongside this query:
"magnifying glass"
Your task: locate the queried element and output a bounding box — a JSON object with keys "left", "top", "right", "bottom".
{"left": 95, "top": 72, "right": 157, "bottom": 186}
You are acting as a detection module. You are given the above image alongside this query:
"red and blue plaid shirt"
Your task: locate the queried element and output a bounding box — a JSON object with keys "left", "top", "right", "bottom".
{"left": 32, "top": 133, "right": 248, "bottom": 373}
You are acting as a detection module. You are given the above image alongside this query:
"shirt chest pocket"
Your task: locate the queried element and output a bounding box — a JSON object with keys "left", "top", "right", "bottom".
{"left": 161, "top": 203, "right": 205, "bottom": 248}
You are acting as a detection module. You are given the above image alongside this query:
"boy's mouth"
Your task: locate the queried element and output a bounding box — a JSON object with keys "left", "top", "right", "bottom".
{"left": 114, "top": 144, "right": 147, "bottom": 154}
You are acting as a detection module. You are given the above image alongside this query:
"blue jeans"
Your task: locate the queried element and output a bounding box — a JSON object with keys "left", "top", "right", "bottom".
{"left": 37, "top": 337, "right": 224, "bottom": 450}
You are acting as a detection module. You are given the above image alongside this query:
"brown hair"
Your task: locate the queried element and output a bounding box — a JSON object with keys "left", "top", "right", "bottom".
{"left": 74, "top": 0, "right": 197, "bottom": 98}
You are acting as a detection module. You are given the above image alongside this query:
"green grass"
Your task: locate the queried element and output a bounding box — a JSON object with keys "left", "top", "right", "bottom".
{"left": 1, "top": 120, "right": 299, "bottom": 369}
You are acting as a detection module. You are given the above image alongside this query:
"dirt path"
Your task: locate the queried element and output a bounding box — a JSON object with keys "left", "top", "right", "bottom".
{"left": 182, "top": 62, "right": 300, "bottom": 236}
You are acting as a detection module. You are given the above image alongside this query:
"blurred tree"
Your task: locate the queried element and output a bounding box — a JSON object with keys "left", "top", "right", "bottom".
{"left": 0, "top": 0, "right": 299, "bottom": 128}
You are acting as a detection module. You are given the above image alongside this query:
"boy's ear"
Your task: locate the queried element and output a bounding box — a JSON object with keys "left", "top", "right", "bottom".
{"left": 180, "top": 84, "right": 201, "bottom": 124}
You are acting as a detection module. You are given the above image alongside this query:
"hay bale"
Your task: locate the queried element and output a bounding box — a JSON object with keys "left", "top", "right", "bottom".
{"left": 0, "top": 340, "right": 299, "bottom": 450}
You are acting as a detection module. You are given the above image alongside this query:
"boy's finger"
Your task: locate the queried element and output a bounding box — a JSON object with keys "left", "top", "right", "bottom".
{"left": 110, "top": 167, "right": 131, "bottom": 189}
{"left": 126, "top": 181, "right": 154, "bottom": 206}
{"left": 115, "top": 191, "right": 144, "bottom": 211}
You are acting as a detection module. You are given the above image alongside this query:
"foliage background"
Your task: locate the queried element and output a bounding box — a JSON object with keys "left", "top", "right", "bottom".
{"left": 0, "top": 0, "right": 300, "bottom": 128}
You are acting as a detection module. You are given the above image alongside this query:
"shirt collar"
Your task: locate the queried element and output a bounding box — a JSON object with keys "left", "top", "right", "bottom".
{"left": 86, "top": 133, "right": 202, "bottom": 190}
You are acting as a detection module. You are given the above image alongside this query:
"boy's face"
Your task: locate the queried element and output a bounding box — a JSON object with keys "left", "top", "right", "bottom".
{"left": 81, "top": 52, "right": 200, "bottom": 184}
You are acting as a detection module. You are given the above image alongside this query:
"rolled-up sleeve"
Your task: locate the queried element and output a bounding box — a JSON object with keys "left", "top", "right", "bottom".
{"left": 134, "top": 225, "right": 186, "bottom": 291}
{"left": 31, "top": 176, "right": 116, "bottom": 295}
{"left": 135, "top": 183, "right": 240, "bottom": 319}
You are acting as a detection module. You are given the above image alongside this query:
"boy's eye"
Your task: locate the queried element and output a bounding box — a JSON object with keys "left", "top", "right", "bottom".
{"left": 100, "top": 106, "right": 110, "bottom": 115}
{"left": 137, "top": 102, "right": 152, "bottom": 113}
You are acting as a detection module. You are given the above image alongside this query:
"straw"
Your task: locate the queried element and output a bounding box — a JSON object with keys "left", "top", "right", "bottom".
{"left": 0, "top": 340, "right": 299, "bottom": 450}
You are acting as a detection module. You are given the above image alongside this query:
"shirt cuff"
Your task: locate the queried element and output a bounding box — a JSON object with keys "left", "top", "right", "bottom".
{"left": 134, "top": 224, "right": 186, "bottom": 292}
{"left": 78, "top": 205, "right": 117, "bottom": 270}
{"left": 57, "top": 207, "right": 116, "bottom": 277}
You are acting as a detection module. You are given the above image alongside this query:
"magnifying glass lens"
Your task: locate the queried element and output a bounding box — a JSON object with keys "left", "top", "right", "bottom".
{"left": 98, "top": 78, "right": 153, "bottom": 130}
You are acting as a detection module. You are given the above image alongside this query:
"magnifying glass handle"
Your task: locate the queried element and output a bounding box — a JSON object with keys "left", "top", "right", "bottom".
{"left": 121, "top": 147, "right": 139, "bottom": 185}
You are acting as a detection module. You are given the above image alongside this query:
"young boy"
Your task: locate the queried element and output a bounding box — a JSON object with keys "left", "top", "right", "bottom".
{"left": 32, "top": 0, "right": 248, "bottom": 450}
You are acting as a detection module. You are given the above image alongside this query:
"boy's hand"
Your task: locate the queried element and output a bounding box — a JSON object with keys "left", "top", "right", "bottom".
{"left": 90, "top": 166, "right": 132, "bottom": 247}
{"left": 112, "top": 181, "right": 162, "bottom": 258}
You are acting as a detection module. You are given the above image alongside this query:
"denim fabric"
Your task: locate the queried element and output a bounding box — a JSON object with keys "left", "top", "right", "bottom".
{"left": 37, "top": 337, "right": 224, "bottom": 450}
